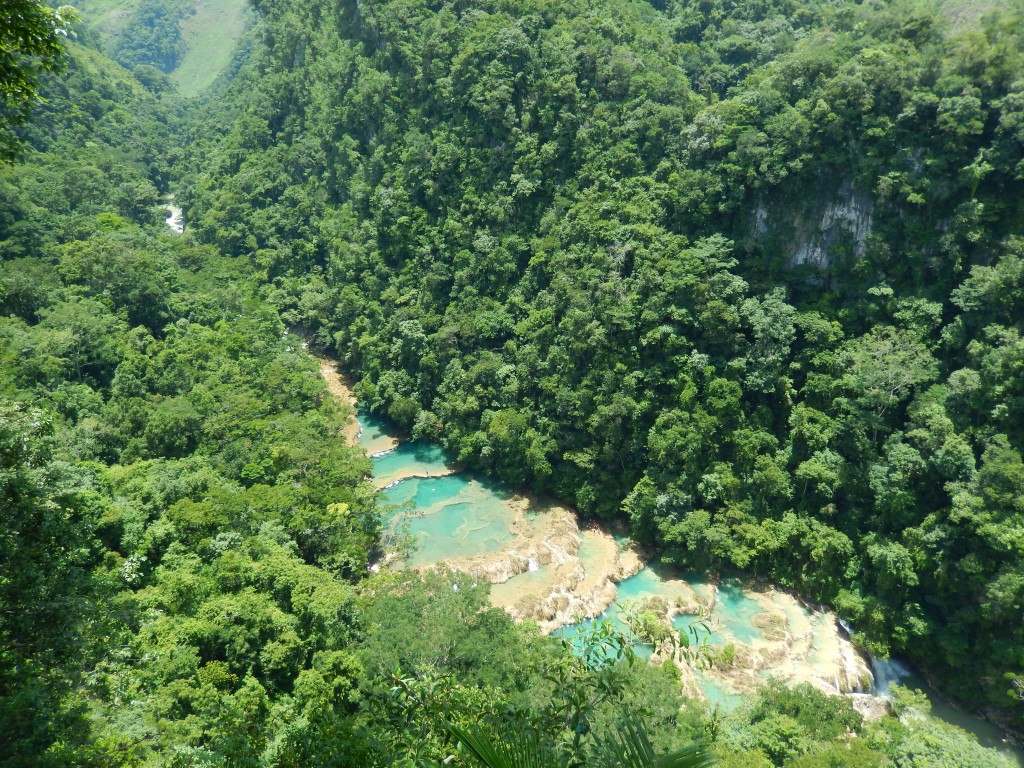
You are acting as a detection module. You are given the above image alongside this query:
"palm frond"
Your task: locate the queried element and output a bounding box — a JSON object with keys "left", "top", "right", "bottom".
{"left": 449, "top": 713, "right": 714, "bottom": 768}
{"left": 654, "top": 743, "right": 716, "bottom": 768}
{"left": 448, "top": 723, "right": 565, "bottom": 768}
{"left": 596, "top": 712, "right": 657, "bottom": 767}
{"left": 590, "top": 712, "right": 716, "bottom": 768}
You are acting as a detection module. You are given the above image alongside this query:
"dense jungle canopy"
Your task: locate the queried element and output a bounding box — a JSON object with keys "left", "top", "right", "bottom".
{"left": 1, "top": 0, "right": 1023, "bottom": 766}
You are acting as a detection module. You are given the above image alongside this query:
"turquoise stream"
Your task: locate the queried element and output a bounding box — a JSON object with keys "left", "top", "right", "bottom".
{"left": 696, "top": 672, "right": 746, "bottom": 710}
{"left": 384, "top": 474, "right": 520, "bottom": 567}
{"left": 362, "top": 411, "right": 524, "bottom": 569}
{"left": 671, "top": 579, "right": 766, "bottom": 647}
{"left": 373, "top": 440, "right": 455, "bottom": 487}
{"left": 552, "top": 561, "right": 712, "bottom": 664}
{"left": 357, "top": 407, "right": 401, "bottom": 456}
{"left": 357, "top": 409, "right": 1023, "bottom": 761}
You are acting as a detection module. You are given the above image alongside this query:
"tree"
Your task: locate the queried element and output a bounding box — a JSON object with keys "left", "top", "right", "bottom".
{"left": 0, "top": 1, "right": 77, "bottom": 159}
{"left": 0, "top": 404, "right": 101, "bottom": 764}
{"left": 842, "top": 326, "right": 938, "bottom": 432}
{"left": 891, "top": 718, "right": 1016, "bottom": 768}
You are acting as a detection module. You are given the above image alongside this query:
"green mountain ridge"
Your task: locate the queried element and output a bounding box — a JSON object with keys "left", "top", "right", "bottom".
{"left": 179, "top": 0, "right": 1024, "bottom": 727}
{"left": 1, "top": 0, "right": 1023, "bottom": 765}
{"left": 68, "top": 0, "right": 251, "bottom": 96}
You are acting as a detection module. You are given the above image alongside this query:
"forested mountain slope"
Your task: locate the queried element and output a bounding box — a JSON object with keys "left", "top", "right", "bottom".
{"left": 0, "top": 31, "right": 724, "bottom": 768}
{"left": 181, "top": 0, "right": 1024, "bottom": 725}
{"left": 68, "top": 0, "right": 253, "bottom": 96}
{"left": 4, "top": 2, "right": 1024, "bottom": 765}
{"left": 0, "top": 41, "right": 382, "bottom": 764}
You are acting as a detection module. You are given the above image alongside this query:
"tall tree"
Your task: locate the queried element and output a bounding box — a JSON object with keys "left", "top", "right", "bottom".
{"left": 0, "top": 1, "right": 77, "bottom": 159}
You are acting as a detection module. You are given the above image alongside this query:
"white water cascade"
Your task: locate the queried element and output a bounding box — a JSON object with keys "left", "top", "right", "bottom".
{"left": 835, "top": 616, "right": 911, "bottom": 697}
{"left": 164, "top": 197, "right": 184, "bottom": 233}
{"left": 870, "top": 656, "right": 913, "bottom": 697}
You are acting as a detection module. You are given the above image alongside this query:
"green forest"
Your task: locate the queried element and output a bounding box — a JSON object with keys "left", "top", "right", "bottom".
{"left": 1, "top": 0, "right": 1023, "bottom": 766}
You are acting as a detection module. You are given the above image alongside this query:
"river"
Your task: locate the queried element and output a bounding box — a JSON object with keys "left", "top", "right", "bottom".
{"left": 164, "top": 195, "right": 184, "bottom": 233}
{"left": 158, "top": 186, "right": 1024, "bottom": 762}
{"left": 334, "top": 394, "right": 1022, "bottom": 764}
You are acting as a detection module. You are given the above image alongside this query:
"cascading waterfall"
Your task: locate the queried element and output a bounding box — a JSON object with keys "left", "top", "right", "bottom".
{"left": 839, "top": 616, "right": 910, "bottom": 697}
{"left": 164, "top": 196, "right": 184, "bottom": 233}
{"left": 869, "top": 656, "right": 913, "bottom": 697}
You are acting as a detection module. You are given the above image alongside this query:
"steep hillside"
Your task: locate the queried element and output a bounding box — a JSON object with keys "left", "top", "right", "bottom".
{"left": 3, "top": 2, "right": 1024, "bottom": 764}
{"left": 0, "top": 39, "right": 382, "bottom": 765}
{"left": 936, "top": 0, "right": 1004, "bottom": 31}
{"left": 0, "top": 31, "right": 718, "bottom": 768}
{"left": 171, "top": 0, "right": 253, "bottom": 96}
{"left": 68, "top": 0, "right": 252, "bottom": 95}
{"left": 181, "top": 0, "right": 1024, "bottom": 726}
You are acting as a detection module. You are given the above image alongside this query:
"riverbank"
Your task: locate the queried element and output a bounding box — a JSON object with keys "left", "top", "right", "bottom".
{"left": 318, "top": 357, "right": 362, "bottom": 446}
{"left": 317, "top": 363, "right": 879, "bottom": 702}
{"left": 315, "top": 359, "right": 1024, "bottom": 762}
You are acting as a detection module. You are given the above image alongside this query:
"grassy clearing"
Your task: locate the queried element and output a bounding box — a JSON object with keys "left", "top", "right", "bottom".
{"left": 70, "top": 0, "right": 248, "bottom": 97}
{"left": 170, "top": 0, "right": 251, "bottom": 98}
{"left": 68, "top": 0, "right": 140, "bottom": 49}
{"left": 934, "top": 0, "right": 1007, "bottom": 31}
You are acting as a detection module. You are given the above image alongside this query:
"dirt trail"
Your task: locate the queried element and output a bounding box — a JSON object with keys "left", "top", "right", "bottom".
{"left": 318, "top": 357, "right": 361, "bottom": 445}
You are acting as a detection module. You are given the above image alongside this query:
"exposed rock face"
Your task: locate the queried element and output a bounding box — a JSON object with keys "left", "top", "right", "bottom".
{"left": 438, "top": 497, "right": 580, "bottom": 583}
{"left": 849, "top": 693, "right": 893, "bottom": 722}
{"left": 373, "top": 464, "right": 461, "bottom": 489}
{"left": 649, "top": 586, "right": 874, "bottom": 709}
{"left": 438, "top": 502, "right": 644, "bottom": 634}
{"left": 786, "top": 181, "right": 874, "bottom": 269}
